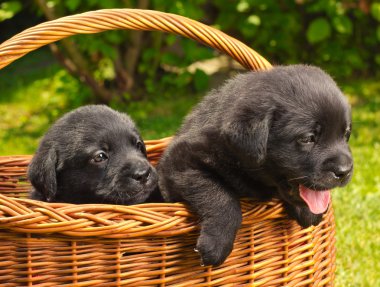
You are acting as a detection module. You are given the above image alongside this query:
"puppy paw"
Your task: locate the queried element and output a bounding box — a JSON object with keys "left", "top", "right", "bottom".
{"left": 195, "top": 232, "right": 234, "bottom": 267}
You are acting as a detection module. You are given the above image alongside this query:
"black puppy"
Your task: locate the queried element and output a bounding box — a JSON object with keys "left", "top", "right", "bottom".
{"left": 28, "top": 105, "right": 158, "bottom": 205}
{"left": 158, "top": 65, "right": 353, "bottom": 266}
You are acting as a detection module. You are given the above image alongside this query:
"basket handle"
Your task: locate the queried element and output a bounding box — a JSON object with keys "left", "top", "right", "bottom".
{"left": 0, "top": 9, "right": 271, "bottom": 71}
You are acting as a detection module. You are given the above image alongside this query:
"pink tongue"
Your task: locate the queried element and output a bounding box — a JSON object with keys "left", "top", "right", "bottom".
{"left": 299, "top": 185, "right": 331, "bottom": 214}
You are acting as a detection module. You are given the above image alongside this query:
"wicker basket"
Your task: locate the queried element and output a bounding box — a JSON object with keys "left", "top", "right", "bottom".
{"left": 0, "top": 9, "right": 336, "bottom": 287}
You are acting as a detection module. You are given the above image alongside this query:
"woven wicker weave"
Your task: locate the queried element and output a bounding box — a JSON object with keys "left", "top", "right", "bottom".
{"left": 0, "top": 9, "right": 335, "bottom": 287}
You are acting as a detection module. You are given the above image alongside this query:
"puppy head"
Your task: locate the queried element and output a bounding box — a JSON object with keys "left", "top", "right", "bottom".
{"left": 28, "top": 105, "right": 158, "bottom": 204}
{"left": 222, "top": 65, "right": 352, "bottom": 216}
{"left": 263, "top": 65, "right": 353, "bottom": 214}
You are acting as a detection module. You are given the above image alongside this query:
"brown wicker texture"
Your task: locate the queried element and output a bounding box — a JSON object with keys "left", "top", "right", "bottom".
{"left": 0, "top": 9, "right": 335, "bottom": 287}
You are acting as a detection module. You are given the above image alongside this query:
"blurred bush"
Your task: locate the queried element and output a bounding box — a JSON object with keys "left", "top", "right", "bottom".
{"left": 0, "top": 0, "right": 379, "bottom": 104}
{"left": 212, "top": 0, "right": 379, "bottom": 78}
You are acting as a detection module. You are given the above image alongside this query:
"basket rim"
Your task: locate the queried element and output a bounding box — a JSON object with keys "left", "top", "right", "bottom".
{"left": 0, "top": 191, "right": 297, "bottom": 238}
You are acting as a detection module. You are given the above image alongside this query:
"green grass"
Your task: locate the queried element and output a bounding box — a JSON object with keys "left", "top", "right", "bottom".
{"left": 334, "top": 80, "right": 380, "bottom": 287}
{"left": 0, "top": 52, "right": 379, "bottom": 286}
{"left": 0, "top": 48, "right": 81, "bottom": 154}
{"left": 0, "top": 48, "right": 201, "bottom": 154}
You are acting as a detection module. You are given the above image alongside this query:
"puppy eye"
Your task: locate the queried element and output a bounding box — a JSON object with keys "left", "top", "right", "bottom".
{"left": 298, "top": 134, "right": 316, "bottom": 145}
{"left": 92, "top": 151, "right": 108, "bottom": 163}
{"left": 136, "top": 141, "right": 146, "bottom": 154}
{"left": 344, "top": 129, "right": 351, "bottom": 142}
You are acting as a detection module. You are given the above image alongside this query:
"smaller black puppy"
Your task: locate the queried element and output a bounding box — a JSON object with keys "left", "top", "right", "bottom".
{"left": 158, "top": 65, "right": 353, "bottom": 267}
{"left": 28, "top": 105, "right": 158, "bottom": 205}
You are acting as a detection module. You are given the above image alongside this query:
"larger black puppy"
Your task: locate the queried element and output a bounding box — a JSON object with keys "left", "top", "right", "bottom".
{"left": 158, "top": 65, "right": 353, "bottom": 266}
{"left": 28, "top": 105, "right": 158, "bottom": 205}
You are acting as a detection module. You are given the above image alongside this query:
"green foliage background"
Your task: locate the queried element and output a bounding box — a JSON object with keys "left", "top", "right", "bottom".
{"left": 67, "top": 0, "right": 380, "bottom": 77}
{"left": 2, "top": 0, "right": 379, "bottom": 103}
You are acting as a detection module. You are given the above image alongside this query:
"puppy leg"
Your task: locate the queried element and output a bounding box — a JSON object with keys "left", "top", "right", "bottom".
{"left": 176, "top": 170, "right": 242, "bottom": 267}
{"left": 283, "top": 202, "right": 323, "bottom": 228}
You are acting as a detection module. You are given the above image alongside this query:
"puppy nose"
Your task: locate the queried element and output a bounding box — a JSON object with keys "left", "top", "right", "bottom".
{"left": 131, "top": 166, "right": 151, "bottom": 183}
{"left": 324, "top": 153, "right": 353, "bottom": 182}
{"left": 332, "top": 163, "right": 352, "bottom": 180}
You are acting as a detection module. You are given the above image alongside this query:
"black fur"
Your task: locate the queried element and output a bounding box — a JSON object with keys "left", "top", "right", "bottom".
{"left": 157, "top": 65, "right": 353, "bottom": 266}
{"left": 28, "top": 105, "right": 158, "bottom": 205}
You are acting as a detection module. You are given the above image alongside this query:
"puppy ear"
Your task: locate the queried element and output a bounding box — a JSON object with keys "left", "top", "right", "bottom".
{"left": 28, "top": 147, "right": 58, "bottom": 202}
{"left": 221, "top": 110, "right": 272, "bottom": 165}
